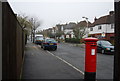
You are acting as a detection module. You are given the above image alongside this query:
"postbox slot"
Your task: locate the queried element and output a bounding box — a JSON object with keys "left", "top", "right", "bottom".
{"left": 91, "top": 44, "right": 96, "bottom": 46}
{"left": 90, "top": 43, "right": 96, "bottom": 45}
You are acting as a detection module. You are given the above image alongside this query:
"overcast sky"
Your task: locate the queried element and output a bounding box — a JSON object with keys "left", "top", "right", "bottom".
{"left": 8, "top": 0, "right": 114, "bottom": 30}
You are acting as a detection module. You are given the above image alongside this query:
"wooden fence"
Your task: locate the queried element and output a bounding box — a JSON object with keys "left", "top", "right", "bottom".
{"left": 2, "top": 2, "right": 26, "bottom": 79}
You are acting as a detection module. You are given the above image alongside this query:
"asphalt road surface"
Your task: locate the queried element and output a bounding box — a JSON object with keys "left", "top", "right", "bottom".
{"left": 22, "top": 41, "right": 114, "bottom": 80}
{"left": 49, "top": 43, "right": 114, "bottom": 79}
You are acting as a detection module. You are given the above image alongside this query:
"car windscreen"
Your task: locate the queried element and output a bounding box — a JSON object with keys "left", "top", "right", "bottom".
{"left": 45, "top": 39, "right": 56, "bottom": 42}
{"left": 36, "top": 37, "right": 44, "bottom": 40}
{"left": 101, "top": 41, "right": 112, "bottom": 46}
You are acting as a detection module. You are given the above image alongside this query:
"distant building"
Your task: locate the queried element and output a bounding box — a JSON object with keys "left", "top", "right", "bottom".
{"left": 42, "top": 11, "right": 114, "bottom": 44}
{"left": 63, "top": 22, "right": 76, "bottom": 39}
{"left": 88, "top": 11, "right": 114, "bottom": 43}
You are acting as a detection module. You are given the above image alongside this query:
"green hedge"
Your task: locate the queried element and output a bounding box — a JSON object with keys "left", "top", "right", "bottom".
{"left": 65, "top": 38, "right": 80, "bottom": 43}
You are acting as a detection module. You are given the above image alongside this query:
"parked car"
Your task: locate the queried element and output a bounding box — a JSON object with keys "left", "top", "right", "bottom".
{"left": 41, "top": 38, "right": 57, "bottom": 51}
{"left": 97, "top": 40, "right": 114, "bottom": 54}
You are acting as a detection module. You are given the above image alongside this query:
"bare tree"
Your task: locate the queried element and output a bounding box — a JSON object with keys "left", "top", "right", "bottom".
{"left": 17, "top": 14, "right": 28, "bottom": 28}
{"left": 17, "top": 14, "right": 31, "bottom": 35}
{"left": 73, "top": 25, "right": 87, "bottom": 40}
{"left": 17, "top": 14, "right": 41, "bottom": 42}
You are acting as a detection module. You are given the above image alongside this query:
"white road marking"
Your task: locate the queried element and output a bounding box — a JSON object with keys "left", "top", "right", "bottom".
{"left": 46, "top": 51, "right": 84, "bottom": 75}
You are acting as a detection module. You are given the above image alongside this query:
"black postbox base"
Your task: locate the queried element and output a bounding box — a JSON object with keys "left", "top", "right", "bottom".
{"left": 84, "top": 72, "right": 96, "bottom": 81}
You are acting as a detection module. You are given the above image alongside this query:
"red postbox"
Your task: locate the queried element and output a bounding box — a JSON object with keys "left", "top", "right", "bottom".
{"left": 84, "top": 37, "right": 98, "bottom": 81}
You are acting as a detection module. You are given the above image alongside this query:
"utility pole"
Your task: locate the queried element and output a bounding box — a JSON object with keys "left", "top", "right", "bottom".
{"left": 33, "top": 18, "right": 35, "bottom": 43}
{"left": 30, "top": 18, "right": 33, "bottom": 42}
{"left": 114, "top": 1, "right": 120, "bottom": 81}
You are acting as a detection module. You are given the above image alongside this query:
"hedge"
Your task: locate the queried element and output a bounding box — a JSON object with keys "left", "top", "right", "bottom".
{"left": 65, "top": 38, "right": 80, "bottom": 43}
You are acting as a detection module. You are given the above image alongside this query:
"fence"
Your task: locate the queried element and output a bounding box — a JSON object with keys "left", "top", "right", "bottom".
{"left": 2, "top": 2, "right": 26, "bottom": 79}
{"left": 0, "top": 2, "right": 2, "bottom": 81}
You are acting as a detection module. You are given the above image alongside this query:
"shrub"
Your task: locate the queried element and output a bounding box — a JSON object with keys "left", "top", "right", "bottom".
{"left": 65, "top": 38, "right": 80, "bottom": 43}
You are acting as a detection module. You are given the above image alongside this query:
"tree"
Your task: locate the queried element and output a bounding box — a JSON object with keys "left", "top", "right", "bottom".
{"left": 55, "top": 31, "right": 63, "bottom": 37}
{"left": 17, "top": 14, "right": 41, "bottom": 42}
{"left": 28, "top": 17, "right": 41, "bottom": 43}
{"left": 73, "top": 24, "right": 87, "bottom": 40}
{"left": 17, "top": 14, "right": 31, "bottom": 35}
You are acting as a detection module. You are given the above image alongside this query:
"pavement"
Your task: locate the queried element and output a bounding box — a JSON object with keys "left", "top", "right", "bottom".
{"left": 21, "top": 41, "right": 84, "bottom": 80}
{"left": 62, "top": 42, "right": 85, "bottom": 48}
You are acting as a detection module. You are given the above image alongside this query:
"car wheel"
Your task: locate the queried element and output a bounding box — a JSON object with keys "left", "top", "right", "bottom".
{"left": 43, "top": 46, "right": 46, "bottom": 50}
{"left": 101, "top": 49, "right": 105, "bottom": 54}
{"left": 52, "top": 47, "right": 57, "bottom": 51}
{"left": 41, "top": 45, "right": 43, "bottom": 48}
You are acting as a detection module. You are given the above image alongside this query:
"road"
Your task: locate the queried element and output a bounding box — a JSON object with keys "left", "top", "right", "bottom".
{"left": 22, "top": 42, "right": 114, "bottom": 79}
{"left": 46, "top": 43, "right": 114, "bottom": 79}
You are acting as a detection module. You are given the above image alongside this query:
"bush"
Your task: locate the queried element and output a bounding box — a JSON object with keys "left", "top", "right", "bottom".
{"left": 80, "top": 38, "right": 85, "bottom": 44}
{"left": 65, "top": 38, "right": 80, "bottom": 43}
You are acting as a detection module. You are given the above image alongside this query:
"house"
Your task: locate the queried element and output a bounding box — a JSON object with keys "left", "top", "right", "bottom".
{"left": 55, "top": 22, "right": 76, "bottom": 39}
{"left": 88, "top": 11, "right": 114, "bottom": 43}
{"left": 51, "top": 27, "right": 57, "bottom": 34}
{"left": 43, "top": 28, "right": 53, "bottom": 37}
{"left": 63, "top": 22, "right": 76, "bottom": 39}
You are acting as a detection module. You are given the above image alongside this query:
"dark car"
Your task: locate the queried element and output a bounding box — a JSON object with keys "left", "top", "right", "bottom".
{"left": 97, "top": 40, "right": 114, "bottom": 54}
{"left": 41, "top": 38, "right": 57, "bottom": 51}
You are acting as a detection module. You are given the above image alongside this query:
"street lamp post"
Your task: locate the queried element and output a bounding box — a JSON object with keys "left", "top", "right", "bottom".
{"left": 82, "top": 16, "right": 89, "bottom": 38}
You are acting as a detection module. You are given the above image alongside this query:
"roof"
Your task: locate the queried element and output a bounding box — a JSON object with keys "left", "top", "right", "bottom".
{"left": 75, "top": 21, "right": 92, "bottom": 28}
{"left": 63, "top": 22, "right": 76, "bottom": 29}
{"left": 90, "top": 11, "right": 114, "bottom": 27}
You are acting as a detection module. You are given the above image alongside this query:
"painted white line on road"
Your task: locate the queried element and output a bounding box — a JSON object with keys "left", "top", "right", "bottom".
{"left": 46, "top": 51, "right": 84, "bottom": 75}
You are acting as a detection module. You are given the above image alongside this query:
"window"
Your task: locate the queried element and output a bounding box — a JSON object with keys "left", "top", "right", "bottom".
{"left": 98, "top": 26, "right": 102, "bottom": 30}
{"left": 111, "top": 24, "right": 114, "bottom": 29}
{"left": 90, "top": 28, "right": 93, "bottom": 31}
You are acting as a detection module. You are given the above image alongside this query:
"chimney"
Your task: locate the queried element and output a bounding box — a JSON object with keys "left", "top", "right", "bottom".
{"left": 94, "top": 17, "right": 97, "bottom": 21}
{"left": 109, "top": 11, "right": 114, "bottom": 15}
